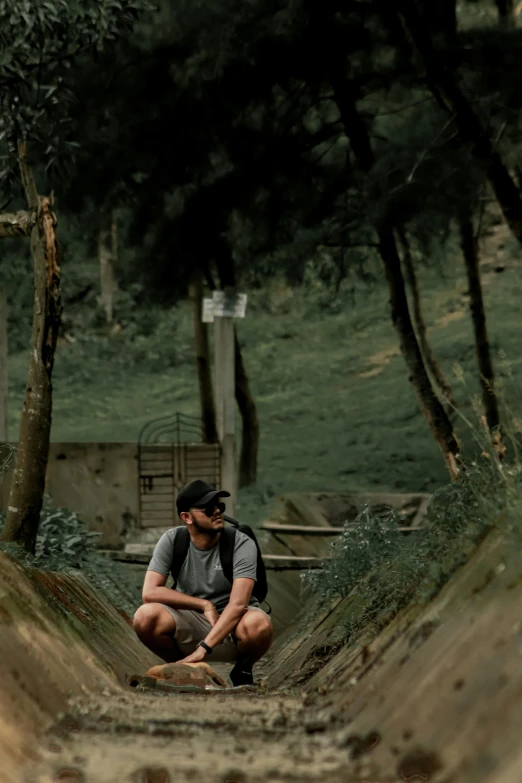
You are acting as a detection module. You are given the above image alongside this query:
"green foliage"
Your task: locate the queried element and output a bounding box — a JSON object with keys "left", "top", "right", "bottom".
{"left": 0, "top": 497, "right": 141, "bottom": 615}
{"left": 0, "top": 0, "right": 151, "bottom": 195}
{"left": 303, "top": 450, "right": 517, "bottom": 637}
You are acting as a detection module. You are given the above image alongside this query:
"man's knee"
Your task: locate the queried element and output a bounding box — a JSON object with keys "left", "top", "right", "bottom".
{"left": 236, "top": 610, "right": 273, "bottom": 643}
{"left": 133, "top": 603, "right": 175, "bottom": 639}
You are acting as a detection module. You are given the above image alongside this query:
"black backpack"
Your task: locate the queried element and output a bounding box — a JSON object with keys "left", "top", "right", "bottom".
{"left": 171, "top": 514, "right": 269, "bottom": 607}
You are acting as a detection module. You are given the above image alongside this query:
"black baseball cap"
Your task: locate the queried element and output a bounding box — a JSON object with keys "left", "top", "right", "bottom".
{"left": 176, "top": 480, "right": 230, "bottom": 516}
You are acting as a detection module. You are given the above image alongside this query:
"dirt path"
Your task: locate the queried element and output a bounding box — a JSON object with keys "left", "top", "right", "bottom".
{"left": 30, "top": 683, "right": 351, "bottom": 783}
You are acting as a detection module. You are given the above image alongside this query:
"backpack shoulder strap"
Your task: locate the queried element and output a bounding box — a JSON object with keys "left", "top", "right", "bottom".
{"left": 219, "top": 526, "right": 237, "bottom": 586}
{"left": 171, "top": 526, "right": 190, "bottom": 586}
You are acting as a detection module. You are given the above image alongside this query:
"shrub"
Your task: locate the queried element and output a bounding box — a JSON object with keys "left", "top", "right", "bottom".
{"left": 303, "top": 451, "right": 519, "bottom": 637}
{"left": 0, "top": 495, "right": 142, "bottom": 616}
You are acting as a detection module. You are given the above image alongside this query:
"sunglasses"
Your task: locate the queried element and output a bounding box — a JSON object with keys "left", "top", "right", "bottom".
{"left": 193, "top": 501, "right": 226, "bottom": 518}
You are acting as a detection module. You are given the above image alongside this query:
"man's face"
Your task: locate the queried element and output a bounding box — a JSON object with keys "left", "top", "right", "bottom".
{"left": 187, "top": 503, "right": 225, "bottom": 534}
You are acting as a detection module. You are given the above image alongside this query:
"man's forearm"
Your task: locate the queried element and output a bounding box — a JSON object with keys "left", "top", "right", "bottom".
{"left": 143, "top": 586, "right": 208, "bottom": 612}
{"left": 203, "top": 602, "right": 248, "bottom": 649}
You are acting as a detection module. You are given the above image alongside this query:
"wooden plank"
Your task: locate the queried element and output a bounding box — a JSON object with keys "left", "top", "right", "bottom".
{"left": 262, "top": 522, "right": 424, "bottom": 535}
{"left": 101, "top": 550, "right": 328, "bottom": 569}
{"left": 263, "top": 555, "right": 327, "bottom": 569}
{"left": 263, "top": 523, "right": 344, "bottom": 535}
{"left": 102, "top": 551, "right": 151, "bottom": 564}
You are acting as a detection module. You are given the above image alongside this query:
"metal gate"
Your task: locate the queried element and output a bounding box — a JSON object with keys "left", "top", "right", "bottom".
{"left": 138, "top": 413, "right": 220, "bottom": 528}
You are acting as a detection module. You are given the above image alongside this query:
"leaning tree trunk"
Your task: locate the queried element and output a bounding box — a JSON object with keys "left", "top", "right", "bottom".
{"left": 98, "top": 208, "right": 118, "bottom": 325}
{"left": 495, "top": 0, "right": 516, "bottom": 28}
{"left": 379, "top": 228, "right": 460, "bottom": 478}
{"left": 0, "top": 143, "right": 62, "bottom": 553}
{"left": 188, "top": 271, "right": 217, "bottom": 444}
{"left": 459, "top": 216, "right": 500, "bottom": 431}
{"left": 234, "top": 328, "right": 259, "bottom": 487}
{"left": 399, "top": 232, "right": 456, "bottom": 408}
{"left": 325, "top": 59, "right": 460, "bottom": 477}
{"left": 395, "top": 0, "right": 522, "bottom": 245}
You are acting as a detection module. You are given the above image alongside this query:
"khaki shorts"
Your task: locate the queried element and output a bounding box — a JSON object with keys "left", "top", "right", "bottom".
{"left": 159, "top": 604, "right": 270, "bottom": 663}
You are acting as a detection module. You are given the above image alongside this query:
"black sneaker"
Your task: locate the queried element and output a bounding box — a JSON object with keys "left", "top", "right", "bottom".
{"left": 230, "top": 660, "right": 254, "bottom": 687}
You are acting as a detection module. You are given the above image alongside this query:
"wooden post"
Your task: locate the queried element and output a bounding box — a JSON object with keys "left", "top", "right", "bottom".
{"left": 0, "top": 286, "right": 7, "bottom": 442}
{"left": 214, "top": 314, "right": 236, "bottom": 516}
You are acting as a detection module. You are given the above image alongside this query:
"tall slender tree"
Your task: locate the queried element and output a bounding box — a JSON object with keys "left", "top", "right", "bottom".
{"left": 459, "top": 213, "right": 500, "bottom": 431}
{"left": 0, "top": 0, "right": 149, "bottom": 553}
{"left": 398, "top": 232, "right": 456, "bottom": 410}
{"left": 319, "top": 20, "right": 460, "bottom": 477}
{"left": 0, "top": 143, "right": 61, "bottom": 553}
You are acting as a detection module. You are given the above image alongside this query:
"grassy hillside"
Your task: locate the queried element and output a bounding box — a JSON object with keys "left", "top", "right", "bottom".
{"left": 5, "top": 227, "right": 522, "bottom": 523}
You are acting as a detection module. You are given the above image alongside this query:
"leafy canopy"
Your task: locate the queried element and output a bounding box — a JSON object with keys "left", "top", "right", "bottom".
{"left": 0, "top": 0, "right": 151, "bottom": 196}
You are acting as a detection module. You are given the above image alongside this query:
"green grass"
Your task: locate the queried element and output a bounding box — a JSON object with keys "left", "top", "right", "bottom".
{"left": 6, "top": 251, "right": 522, "bottom": 525}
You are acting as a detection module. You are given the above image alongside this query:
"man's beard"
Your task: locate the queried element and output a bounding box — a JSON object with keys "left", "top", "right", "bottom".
{"left": 191, "top": 516, "right": 224, "bottom": 536}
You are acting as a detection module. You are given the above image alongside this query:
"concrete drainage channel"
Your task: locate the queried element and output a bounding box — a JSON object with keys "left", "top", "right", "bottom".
{"left": 38, "top": 683, "right": 349, "bottom": 783}
{"left": 0, "top": 548, "right": 349, "bottom": 783}
{"left": 5, "top": 497, "right": 522, "bottom": 780}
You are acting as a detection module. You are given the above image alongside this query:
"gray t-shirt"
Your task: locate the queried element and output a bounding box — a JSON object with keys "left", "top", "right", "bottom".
{"left": 147, "top": 527, "right": 258, "bottom": 612}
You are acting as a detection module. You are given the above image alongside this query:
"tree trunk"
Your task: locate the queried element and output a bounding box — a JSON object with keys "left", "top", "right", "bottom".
{"left": 0, "top": 143, "right": 62, "bottom": 553}
{"left": 98, "top": 208, "right": 118, "bottom": 325}
{"left": 234, "top": 328, "right": 259, "bottom": 487}
{"left": 459, "top": 216, "right": 500, "bottom": 431}
{"left": 326, "top": 64, "right": 460, "bottom": 477}
{"left": 0, "top": 286, "right": 8, "bottom": 441}
{"left": 395, "top": 0, "right": 522, "bottom": 245}
{"left": 379, "top": 228, "right": 460, "bottom": 478}
{"left": 399, "top": 233, "right": 456, "bottom": 409}
{"left": 495, "top": 0, "right": 516, "bottom": 28}
{"left": 188, "top": 271, "right": 218, "bottom": 444}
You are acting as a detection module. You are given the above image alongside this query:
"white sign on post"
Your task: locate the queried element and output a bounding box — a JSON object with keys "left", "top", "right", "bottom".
{"left": 211, "top": 291, "right": 247, "bottom": 319}
{"left": 202, "top": 297, "right": 215, "bottom": 323}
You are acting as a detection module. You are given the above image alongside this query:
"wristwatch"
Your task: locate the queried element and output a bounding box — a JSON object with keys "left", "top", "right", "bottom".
{"left": 197, "top": 641, "right": 213, "bottom": 654}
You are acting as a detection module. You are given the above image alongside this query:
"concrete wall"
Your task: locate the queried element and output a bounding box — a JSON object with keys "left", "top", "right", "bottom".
{"left": 0, "top": 552, "right": 160, "bottom": 783}
{"left": 0, "top": 443, "right": 140, "bottom": 548}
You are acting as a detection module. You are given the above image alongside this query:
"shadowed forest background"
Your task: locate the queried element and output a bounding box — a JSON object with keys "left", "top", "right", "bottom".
{"left": 2, "top": 0, "right": 522, "bottom": 528}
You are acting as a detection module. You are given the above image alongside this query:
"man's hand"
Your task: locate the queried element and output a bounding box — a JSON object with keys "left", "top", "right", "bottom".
{"left": 179, "top": 645, "right": 208, "bottom": 664}
{"left": 202, "top": 602, "right": 219, "bottom": 627}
